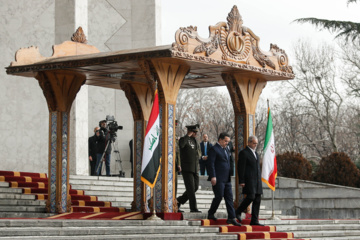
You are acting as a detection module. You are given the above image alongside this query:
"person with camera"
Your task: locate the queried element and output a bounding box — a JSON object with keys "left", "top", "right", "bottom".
{"left": 95, "top": 120, "right": 112, "bottom": 176}
{"left": 177, "top": 124, "right": 201, "bottom": 213}
{"left": 88, "top": 127, "right": 100, "bottom": 176}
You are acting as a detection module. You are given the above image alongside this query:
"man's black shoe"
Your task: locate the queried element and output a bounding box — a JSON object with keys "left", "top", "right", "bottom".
{"left": 177, "top": 202, "right": 184, "bottom": 213}
{"left": 250, "top": 222, "right": 265, "bottom": 226}
{"left": 235, "top": 214, "right": 242, "bottom": 223}
{"left": 226, "top": 218, "right": 241, "bottom": 226}
{"left": 207, "top": 215, "right": 217, "bottom": 221}
{"left": 190, "top": 209, "right": 202, "bottom": 213}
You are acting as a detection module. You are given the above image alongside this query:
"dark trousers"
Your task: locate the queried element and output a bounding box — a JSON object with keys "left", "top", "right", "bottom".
{"left": 236, "top": 194, "right": 261, "bottom": 223}
{"left": 199, "top": 160, "right": 207, "bottom": 175}
{"left": 89, "top": 158, "right": 97, "bottom": 176}
{"left": 177, "top": 171, "right": 199, "bottom": 210}
{"left": 208, "top": 181, "right": 235, "bottom": 219}
{"left": 96, "top": 153, "right": 111, "bottom": 176}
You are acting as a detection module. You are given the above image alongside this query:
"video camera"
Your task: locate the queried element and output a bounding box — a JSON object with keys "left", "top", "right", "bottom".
{"left": 99, "top": 115, "right": 123, "bottom": 140}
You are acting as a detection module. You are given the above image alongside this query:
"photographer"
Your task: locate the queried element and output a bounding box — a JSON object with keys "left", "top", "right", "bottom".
{"left": 95, "top": 120, "right": 112, "bottom": 176}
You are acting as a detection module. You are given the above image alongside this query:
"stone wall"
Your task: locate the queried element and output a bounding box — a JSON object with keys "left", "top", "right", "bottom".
{"left": 262, "top": 177, "right": 360, "bottom": 219}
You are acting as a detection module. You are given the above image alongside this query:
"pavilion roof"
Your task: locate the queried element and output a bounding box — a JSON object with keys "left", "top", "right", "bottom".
{"left": 6, "top": 6, "right": 294, "bottom": 89}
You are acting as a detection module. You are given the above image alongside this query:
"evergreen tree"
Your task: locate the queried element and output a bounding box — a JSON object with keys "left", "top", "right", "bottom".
{"left": 294, "top": 0, "right": 360, "bottom": 42}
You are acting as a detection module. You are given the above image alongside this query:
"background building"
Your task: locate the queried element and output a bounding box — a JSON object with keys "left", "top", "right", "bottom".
{"left": 0, "top": 0, "right": 161, "bottom": 176}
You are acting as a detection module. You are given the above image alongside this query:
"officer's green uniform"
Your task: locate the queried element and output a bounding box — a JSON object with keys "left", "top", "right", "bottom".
{"left": 176, "top": 130, "right": 201, "bottom": 212}
{"left": 175, "top": 138, "right": 180, "bottom": 196}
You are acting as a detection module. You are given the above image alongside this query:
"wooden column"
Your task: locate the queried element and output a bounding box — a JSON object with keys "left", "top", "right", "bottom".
{"left": 35, "top": 70, "right": 86, "bottom": 213}
{"left": 121, "top": 81, "right": 154, "bottom": 212}
{"left": 222, "top": 73, "right": 266, "bottom": 208}
{"left": 151, "top": 59, "right": 189, "bottom": 212}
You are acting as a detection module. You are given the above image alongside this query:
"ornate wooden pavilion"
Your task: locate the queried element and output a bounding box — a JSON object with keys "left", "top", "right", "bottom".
{"left": 6, "top": 6, "right": 294, "bottom": 214}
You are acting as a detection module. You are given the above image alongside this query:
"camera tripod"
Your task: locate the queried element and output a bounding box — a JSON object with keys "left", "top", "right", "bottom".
{"left": 96, "top": 139, "right": 125, "bottom": 177}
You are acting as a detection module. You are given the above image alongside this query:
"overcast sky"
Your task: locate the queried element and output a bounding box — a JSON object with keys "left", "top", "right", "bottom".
{"left": 160, "top": 0, "right": 360, "bottom": 99}
{"left": 161, "top": 0, "right": 359, "bottom": 59}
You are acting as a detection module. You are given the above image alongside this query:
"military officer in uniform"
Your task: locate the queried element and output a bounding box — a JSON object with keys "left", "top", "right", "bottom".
{"left": 177, "top": 124, "right": 201, "bottom": 213}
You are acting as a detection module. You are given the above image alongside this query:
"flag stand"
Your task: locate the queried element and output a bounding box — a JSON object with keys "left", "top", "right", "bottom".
{"left": 269, "top": 188, "right": 280, "bottom": 220}
{"left": 147, "top": 187, "right": 162, "bottom": 221}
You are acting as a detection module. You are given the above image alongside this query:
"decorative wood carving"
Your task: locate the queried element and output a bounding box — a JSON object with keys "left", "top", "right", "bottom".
{"left": 173, "top": 198, "right": 178, "bottom": 212}
{"left": 71, "top": 27, "right": 87, "bottom": 44}
{"left": 270, "top": 44, "right": 294, "bottom": 74}
{"left": 172, "top": 5, "right": 293, "bottom": 75}
{"left": 120, "top": 82, "right": 143, "bottom": 121}
{"left": 10, "top": 36, "right": 98, "bottom": 67}
{"left": 36, "top": 71, "right": 86, "bottom": 112}
{"left": 151, "top": 59, "right": 190, "bottom": 104}
{"left": 138, "top": 60, "right": 156, "bottom": 97}
{"left": 222, "top": 73, "right": 245, "bottom": 114}
{"left": 162, "top": 198, "right": 169, "bottom": 212}
{"left": 131, "top": 200, "right": 136, "bottom": 212}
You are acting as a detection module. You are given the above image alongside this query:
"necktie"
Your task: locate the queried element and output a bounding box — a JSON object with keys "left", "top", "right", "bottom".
{"left": 204, "top": 143, "right": 207, "bottom": 156}
{"left": 224, "top": 148, "right": 228, "bottom": 160}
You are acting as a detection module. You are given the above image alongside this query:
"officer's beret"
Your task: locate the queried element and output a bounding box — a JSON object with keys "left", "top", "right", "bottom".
{"left": 186, "top": 124, "right": 200, "bottom": 132}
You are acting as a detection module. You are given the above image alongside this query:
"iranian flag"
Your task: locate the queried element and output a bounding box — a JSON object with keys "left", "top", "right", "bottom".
{"left": 141, "top": 90, "right": 161, "bottom": 188}
{"left": 261, "top": 108, "right": 277, "bottom": 191}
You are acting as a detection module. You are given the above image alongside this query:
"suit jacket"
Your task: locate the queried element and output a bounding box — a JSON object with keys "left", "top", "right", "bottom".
{"left": 207, "top": 143, "right": 231, "bottom": 183}
{"left": 88, "top": 135, "right": 98, "bottom": 161}
{"left": 179, "top": 135, "right": 200, "bottom": 173}
{"left": 200, "top": 141, "right": 213, "bottom": 159}
{"left": 237, "top": 146, "right": 263, "bottom": 194}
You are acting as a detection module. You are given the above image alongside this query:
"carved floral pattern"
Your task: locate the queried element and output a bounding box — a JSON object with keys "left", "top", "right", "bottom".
{"left": 172, "top": 5, "right": 293, "bottom": 74}
{"left": 270, "top": 44, "right": 294, "bottom": 74}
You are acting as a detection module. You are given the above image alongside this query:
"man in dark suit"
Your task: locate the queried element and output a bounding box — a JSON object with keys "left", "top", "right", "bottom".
{"left": 207, "top": 132, "right": 241, "bottom": 226}
{"left": 227, "top": 140, "right": 235, "bottom": 176}
{"left": 88, "top": 127, "right": 100, "bottom": 176}
{"left": 199, "top": 134, "right": 213, "bottom": 176}
{"left": 177, "top": 124, "right": 201, "bottom": 213}
{"left": 235, "top": 136, "right": 264, "bottom": 226}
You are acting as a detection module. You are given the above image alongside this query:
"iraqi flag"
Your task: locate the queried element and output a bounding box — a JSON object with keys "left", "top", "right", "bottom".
{"left": 261, "top": 108, "right": 277, "bottom": 191}
{"left": 141, "top": 90, "right": 161, "bottom": 188}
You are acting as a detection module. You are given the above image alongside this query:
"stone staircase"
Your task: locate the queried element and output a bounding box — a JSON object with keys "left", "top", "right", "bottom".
{"left": 1, "top": 171, "right": 360, "bottom": 239}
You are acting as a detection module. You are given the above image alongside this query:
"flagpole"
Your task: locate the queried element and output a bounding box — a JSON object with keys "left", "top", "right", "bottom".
{"left": 146, "top": 80, "right": 162, "bottom": 221}
{"left": 147, "top": 187, "right": 162, "bottom": 221}
{"left": 267, "top": 99, "right": 279, "bottom": 220}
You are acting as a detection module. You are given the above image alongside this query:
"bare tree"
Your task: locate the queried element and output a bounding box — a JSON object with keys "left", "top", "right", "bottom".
{"left": 339, "top": 40, "right": 360, "bottom": 98}
{"left": 287, "top": 40, "right": 343, "bottom": 153}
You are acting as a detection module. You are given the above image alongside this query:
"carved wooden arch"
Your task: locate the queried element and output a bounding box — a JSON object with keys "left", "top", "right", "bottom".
{"left": 222, "top": 73, "right": 246, "bottom": 114}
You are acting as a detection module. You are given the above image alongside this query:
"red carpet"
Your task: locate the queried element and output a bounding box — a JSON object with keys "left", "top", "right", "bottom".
{"left": 0, "top": 170, "right": 126, "bottom": 213}
{"left": 201, "top": 218, "right": 310, "bottom": 240}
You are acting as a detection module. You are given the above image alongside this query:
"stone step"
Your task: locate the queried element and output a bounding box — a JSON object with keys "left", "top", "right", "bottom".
{"left": 0, "top": 182, "right": 9, "bottom": 187}
{"left": 69, "top": 175, "right": 134, "bottom": 182}
{"left": 0, "top": 188, "right": 22, "bottom": 194}
{"left": 277, "top": 223, "right": 360, "bottom": 231}
{"left": 70, "top": 185, "right": 134, "bottom": 192}
{"left": 0, "top": 233, "right": 237, "bottom": 240}
{"left": 0, "top": 225, "right": 218, "bottom": 237}
{"left": 0, "top": 199, "right": 45, "bottom": 206}
{"left": 0, "top": 206, "right": 46, "bottom": 213}
{"left": 0, "top": 219, "right": 201, "bottom": 227}
{"left": 294, "top": 230, "right": 360, "bottom": 238}
{"left": 310, "top": 237, "right": 360, "bottom": 240}
{"left": 0, "top": 194, "right": 36, "bottom": 200}
{"left": 0, "top": 212, "right": 53, "bottom": 218}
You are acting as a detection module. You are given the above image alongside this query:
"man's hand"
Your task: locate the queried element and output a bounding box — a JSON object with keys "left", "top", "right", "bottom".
{"left": 211, "top": 177, "right": 216, "bottom": 186}
{"left": 89, "top": 156, "right": 92, "bottom": 161}
{"left": 203, "top": 156, "right": 208, "bottom": 160}
{"left": 240, "top": 183, "right": 245, "bottom": 187}
{"left": 177, "top": 165, "right": 182, "bottom": 173}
